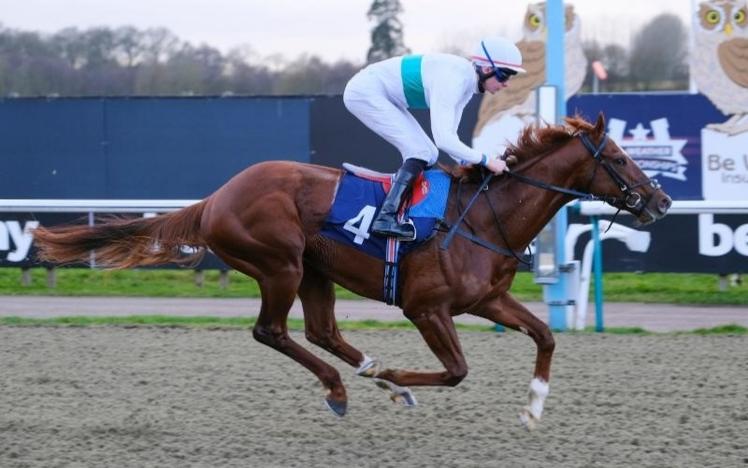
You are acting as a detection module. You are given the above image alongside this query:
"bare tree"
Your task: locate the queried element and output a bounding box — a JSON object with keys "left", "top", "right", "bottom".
{"left": 366, "top": 0, "right": 410, "bottom": 64}
{"left": 628, "top": 13, "right": 689, "bottom": 90}
{"left": 0, "top": 24, "right": 361, "bottom": 96}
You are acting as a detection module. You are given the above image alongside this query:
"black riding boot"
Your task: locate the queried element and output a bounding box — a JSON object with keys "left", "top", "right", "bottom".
{"left": 371, "top": 159, "right": 427, "bottom": 241}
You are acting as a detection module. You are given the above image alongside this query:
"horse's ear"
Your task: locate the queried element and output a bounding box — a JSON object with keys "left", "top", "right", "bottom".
{"left": 594, "top": 112, "right": 606, "bottom": 135}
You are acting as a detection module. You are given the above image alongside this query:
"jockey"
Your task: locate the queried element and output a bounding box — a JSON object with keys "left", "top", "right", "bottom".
{"left": 343, "top": 36, "right": 525, "bottom": 241}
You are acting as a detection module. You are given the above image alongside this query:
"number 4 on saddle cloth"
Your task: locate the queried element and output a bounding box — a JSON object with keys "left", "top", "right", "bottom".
{"left": 320, "top": 163, "right": 451, "bottom": 305}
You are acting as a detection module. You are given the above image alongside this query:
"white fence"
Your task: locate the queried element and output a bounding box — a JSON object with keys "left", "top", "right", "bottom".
{"left": 0, "top": 199, "right": 199, "bottom": 213}
{"left": 578, "top": 200, "right": 748, "bottom": 215}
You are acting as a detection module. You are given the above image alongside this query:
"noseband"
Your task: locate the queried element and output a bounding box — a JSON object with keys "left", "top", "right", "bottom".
{"left": 577, "top": 132, "right": 660, "bottom": 214}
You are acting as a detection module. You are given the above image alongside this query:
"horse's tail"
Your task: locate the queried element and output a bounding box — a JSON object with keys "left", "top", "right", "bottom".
{"left": 33, "top": 200, "right": 208, "bottom": 269}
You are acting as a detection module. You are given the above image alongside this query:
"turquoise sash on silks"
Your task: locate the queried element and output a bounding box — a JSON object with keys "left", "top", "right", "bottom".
{"left": 401, "top": 55, "right": 428, "bottom": 109}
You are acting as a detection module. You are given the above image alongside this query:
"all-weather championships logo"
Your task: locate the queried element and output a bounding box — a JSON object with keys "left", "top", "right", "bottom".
{"left": 608, "top": 118, "right": 688, "bottom": 181}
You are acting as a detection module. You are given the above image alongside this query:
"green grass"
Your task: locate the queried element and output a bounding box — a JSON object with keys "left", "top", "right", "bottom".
{"left": 0, "top": 268, "right": 746, "bottom": 305}
{"left": 687, "top": 324, "right": 748, "bottom": 335}
{"left": 600, "top": 272, "right": 748, "bottom": 305}
{"left": 1, "top": 315, "right": 744, "bottom": 335}
{"left": 0, "top": 315, "right": 493, "bottom": 333}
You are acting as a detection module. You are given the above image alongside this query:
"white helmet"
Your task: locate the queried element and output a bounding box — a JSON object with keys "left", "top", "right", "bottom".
{"left": 471, "top": 37, "right": 526, "bottom": 74}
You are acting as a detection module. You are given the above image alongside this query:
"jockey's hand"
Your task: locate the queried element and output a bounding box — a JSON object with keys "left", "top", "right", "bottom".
{"left": 483, "top": 156, "right": 507, "bottom": 174}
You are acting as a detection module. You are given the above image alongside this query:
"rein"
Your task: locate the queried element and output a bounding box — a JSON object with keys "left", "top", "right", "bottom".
{"left": 504, "top": 171, "right": 600, "bottom": 201}
{"left": 439, "top": 172, "right": 532, "bottom": 265}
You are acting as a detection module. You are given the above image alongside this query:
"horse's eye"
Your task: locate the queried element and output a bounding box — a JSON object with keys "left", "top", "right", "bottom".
{"left": 615, "top": 158, "right": 627, "bottom": 166}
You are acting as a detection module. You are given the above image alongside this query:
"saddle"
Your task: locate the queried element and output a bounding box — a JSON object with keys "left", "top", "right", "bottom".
{"left": 340, "top": 162, "right": 443, "bottom": 214}
{"left": 320, "top": 163, "right": 452, "bottom": 305}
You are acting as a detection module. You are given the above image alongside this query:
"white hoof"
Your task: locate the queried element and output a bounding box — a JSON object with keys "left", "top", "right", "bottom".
{"left": 355, "top": 355, "right": 381, "bottom": 377}
{"left": 518, "top": 378, "right": 549, "bottom": 430}
{"left": 519, "top": 407, "right": 538, "bottom": 431}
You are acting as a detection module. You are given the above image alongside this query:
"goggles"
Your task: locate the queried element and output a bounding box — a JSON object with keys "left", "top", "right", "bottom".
{"left": 481, "top": 41, "right": 519, "bottom": 83}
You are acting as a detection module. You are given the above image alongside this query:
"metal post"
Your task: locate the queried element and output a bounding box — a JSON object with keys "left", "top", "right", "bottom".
{"left": 219, "top": 270, "right": 230, "bottom": 289}
{"left": 21, "top": 267, "right": 31, "bottom": 287}
{"left": 545, "top": 0, "right": 568, "bottom": 331}
{"left": 689, "top": 0, "right": 699, "bottom": 94}
{"left": 591, "top": 216, "right": 604, "bottom": 332}
{"left": 46, "top": 267, "right": 57, "bottom": 288}
{"left": 194, "top": 269, "right": 205, "bottom": 288}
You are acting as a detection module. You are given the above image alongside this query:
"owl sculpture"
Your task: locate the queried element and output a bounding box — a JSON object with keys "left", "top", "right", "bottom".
{"left": 472, "top": 2, "right": 587, "bottom": 152}
{"left": 691, "top": 0, "right": 748, "bottom": 135}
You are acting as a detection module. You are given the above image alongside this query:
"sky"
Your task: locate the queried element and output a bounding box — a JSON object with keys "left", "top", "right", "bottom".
{"left": 0, "top": 0, "right": 695, "bottom": 63}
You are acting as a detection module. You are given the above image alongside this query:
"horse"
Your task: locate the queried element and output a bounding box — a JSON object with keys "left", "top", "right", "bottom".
{"left": 33, "top": 113, "right": 672, "bottom": 430}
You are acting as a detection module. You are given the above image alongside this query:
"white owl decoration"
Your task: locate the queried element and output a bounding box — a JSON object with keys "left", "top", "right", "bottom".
{"left": 472, "top": 2, "right": 588, "bottom": 154}
{"left": 691, "top": 0, "right": 748, "bottom": 135}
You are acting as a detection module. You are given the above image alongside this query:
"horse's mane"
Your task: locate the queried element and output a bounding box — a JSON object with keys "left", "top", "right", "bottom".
{"left": 448, "top": 115, "right": 602, "bottom": 182}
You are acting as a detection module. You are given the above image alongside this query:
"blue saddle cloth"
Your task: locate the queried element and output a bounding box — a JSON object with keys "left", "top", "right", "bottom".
{"left": 320, "top": 168, "right": 451, "bottom": 259}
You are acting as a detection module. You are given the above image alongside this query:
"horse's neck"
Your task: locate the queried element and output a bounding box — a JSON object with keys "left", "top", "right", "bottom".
{"left": 505, "top": 182, "right": 573, "bottom": 247}
{"left": 466, "top": 152, "right": 582, "bottom": 250}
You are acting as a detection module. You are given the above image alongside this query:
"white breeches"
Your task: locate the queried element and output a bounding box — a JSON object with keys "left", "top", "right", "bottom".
{"left": 343, "top": 70, "right": 439, "bottom": 164}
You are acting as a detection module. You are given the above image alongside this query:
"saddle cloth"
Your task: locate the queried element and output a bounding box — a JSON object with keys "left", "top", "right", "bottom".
{"left": 320, "top": 164, "right": 451, "bottom": 260}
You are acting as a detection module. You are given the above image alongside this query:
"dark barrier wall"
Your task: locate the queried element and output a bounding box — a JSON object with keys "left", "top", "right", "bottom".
{"left": 0, "top": 93, "right": 736, "bottom": 199}
{"left": 309, "top": 95, "right": 480, "bottom": 172}
{"left": 0, "top": 97, "right": 310, "bottom": 199}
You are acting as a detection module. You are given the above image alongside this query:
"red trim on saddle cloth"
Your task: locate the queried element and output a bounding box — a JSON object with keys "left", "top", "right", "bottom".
{"left": 354, "top": 172, "right": 430, "bottom": 208}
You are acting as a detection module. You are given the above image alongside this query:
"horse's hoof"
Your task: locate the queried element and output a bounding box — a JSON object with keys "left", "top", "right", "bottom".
{"left": 519, "top": 407, "right": 538, "bottom": 431}
{"left": 355, "top": 356, "right": 382, "bottom": 377}
{"left": 324, "top": 397, "right": 347, "bottom": 417}
{"left": 390, "top": 388, "right": 417, "bottom": 407}
{"left": 374, "top": 378, "right": 417, "bottom": 408}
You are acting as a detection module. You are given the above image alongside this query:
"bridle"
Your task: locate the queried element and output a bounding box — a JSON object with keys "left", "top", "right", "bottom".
{"left": 439, "top": 131, "right": 661, "bottom": 264}
{"left": 576, "top": 132, "right": 660, "bottom": 215}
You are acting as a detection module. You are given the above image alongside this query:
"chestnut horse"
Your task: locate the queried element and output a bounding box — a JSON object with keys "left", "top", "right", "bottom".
{"left": 33, "top": 114, "right": 671, "bottom": 430}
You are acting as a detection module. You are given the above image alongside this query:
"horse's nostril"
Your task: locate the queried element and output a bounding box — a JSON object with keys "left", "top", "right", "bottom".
{"left": 659, "top": 196, "right": 672, "bottom": 214}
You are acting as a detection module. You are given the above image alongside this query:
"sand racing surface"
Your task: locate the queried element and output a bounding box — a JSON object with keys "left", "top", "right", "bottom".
{"left": 1, "top": 327, "right": 746, "bottom": 467}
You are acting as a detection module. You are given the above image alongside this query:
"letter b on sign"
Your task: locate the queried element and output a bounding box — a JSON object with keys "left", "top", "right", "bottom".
{"left": 699, "top": 214, "right": 748, "bottom": 256}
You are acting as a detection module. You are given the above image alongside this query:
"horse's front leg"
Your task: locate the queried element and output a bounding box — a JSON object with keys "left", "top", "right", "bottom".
{"left": 297, "top": 266, "right": 417, "bottom": 407}
{"left": 372, "top": 305, "right": 468, "bottom": 398}
{"left": 471, "top": 294, "right": 555, "bottom": 431}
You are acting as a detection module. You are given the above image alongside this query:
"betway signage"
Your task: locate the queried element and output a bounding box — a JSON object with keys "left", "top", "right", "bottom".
{"left": 0, "top": 213, "right": 227, "bottom": 270}
{"left": 0, "top": 220, "right": 38, "bottom": 262}
{"left": 1, "top": 212, "right": 745, "bottom": 273}
{"left": 569, "top": 213, "right": 748, "bottom": 273}
{"left": 699, "top": 214, "right": 748, "bottom": 257}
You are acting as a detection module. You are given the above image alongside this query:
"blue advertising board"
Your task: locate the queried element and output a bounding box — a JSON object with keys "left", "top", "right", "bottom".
{"left": 569, "top": 94, "right": 746, "bottom": 201}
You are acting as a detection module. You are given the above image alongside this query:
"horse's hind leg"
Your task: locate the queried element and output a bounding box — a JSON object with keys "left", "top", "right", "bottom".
{"left": 210, "top": 246, "right": 349, "bottom": 417}
{"left": 297, "top": 267, "right": 417, "bottom": 407}
{"left": 470, "top": 294, "right": 555, "bottom": 431}
{"left": 297, "top": 266, "right": 363, "bottom": 367}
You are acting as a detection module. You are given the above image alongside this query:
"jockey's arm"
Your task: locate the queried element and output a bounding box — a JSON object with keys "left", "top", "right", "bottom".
{"left": 429, "top": 86, "right": 484, "bottom": 166}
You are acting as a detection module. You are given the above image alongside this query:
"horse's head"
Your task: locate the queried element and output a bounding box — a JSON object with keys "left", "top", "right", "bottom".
{"left": 568, "top": 113, "right": 672, "bottom": 225}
